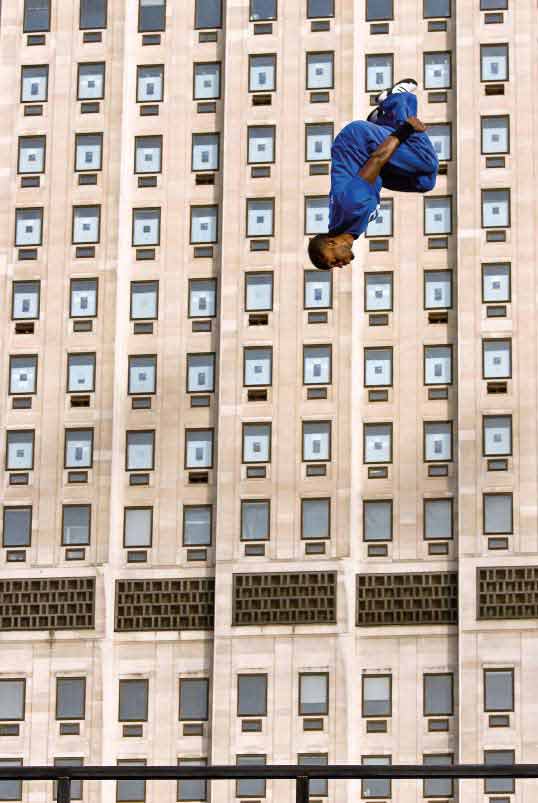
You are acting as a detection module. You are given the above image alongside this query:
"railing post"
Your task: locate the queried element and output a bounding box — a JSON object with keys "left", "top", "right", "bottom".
{"left": 296, "top": 776, "right": 309, "bottom": 803}
{"left": 57, "top": 777, "right": 71, "bottom": 803}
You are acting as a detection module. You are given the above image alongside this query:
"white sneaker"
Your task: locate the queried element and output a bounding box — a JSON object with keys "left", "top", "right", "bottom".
{"left": 376, "top": 78, "right": 418, "bottom": 104}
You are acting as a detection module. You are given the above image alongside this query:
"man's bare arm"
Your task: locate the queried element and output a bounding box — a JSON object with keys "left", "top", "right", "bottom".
{"left": 358, "top": 115, "right": 427, "bottom": 185}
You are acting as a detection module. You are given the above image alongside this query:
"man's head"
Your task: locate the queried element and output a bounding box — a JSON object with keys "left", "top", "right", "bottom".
{"left": 308, "top": 232, "right": 355, "bottom": 271}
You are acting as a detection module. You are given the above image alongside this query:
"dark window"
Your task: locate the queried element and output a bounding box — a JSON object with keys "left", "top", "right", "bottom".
{"left": 179, "top": 679, "right": 209, "bottom": 721}
{"left": 0, "top": 761, "right": 22, "bottom": 802}
{"left": 80, "top": 0, "right": 107, "bottom": 29}
{"left": 117, "top": 761, "right": 146, "bottom": 803}
{"left": 484, "top": 669, "right": 513, "bottom": 712}
{"left": 0, "top": 680, "right": 25, "bottom": 721}
{"left": 56, "top": 677, "right": 86, "bottom": 720}
{"left": 307, "top": 0, "right": 334, "bottom": 18}
{"left": 424, "top": 673, "right": 453, "bottom": 716}
{"left": 366, "top": 0, "right": 393, "bottom": 21}
{"left": 195, "top": 0, "right": 221, "bottom": 28}
{"left": 301, "top": 499, "right": 330, "bottom": 540}
{"left": 423, "top": 755, "right": 453, "bottom": 798}
{"left": 23, "top": 0, "right": 50, "bottom": 32}
{"left": 236, "top": 756, "right": 266, "bottom": 799}
{"left": 424, "top": 0, "right": 450, "bottom": 16}
{"left": 2, "top": 507, "right": 32, "bottom": 548}
{"left": 54, "top": 760, "right": 83, "bottom": 801}
{"left": 484, "top": 750, "right": 515, "bottom": 795}
{"left": 62, "top": 505, "right": 91, "bottom": 546}
{"left": 138, "top": 0, "right": 165, "bottom": 32}
{"left": 361, "top": 757, "right": 390, "bottom": 799}
{"left": 183, "top": 506, "right": 212, "bottom": 546}
{"left": 299, "top": 673, "right": 328, "bottom": 715}
{"left": 238, "top": 675, "right": 267, "bottom": 717}
{"left": 362, "top": 675, "right": 391, "bottom": 717}
{"left": 119, "top": 679, "right": 148, "bottom": 721}
{"left": 241, "top": 500, "right": 270, "bottom": 541}
{"left": 177, "top": 759, "right": 207, "bottom": 802}
{"left": 480, "top": 0, "right": 507, "bottom": 8}
{"left": 250, "top": 0, "right": 276, "bottom": 21}
{"left": 298, "top": 755, "right": 328, "bottom": 797}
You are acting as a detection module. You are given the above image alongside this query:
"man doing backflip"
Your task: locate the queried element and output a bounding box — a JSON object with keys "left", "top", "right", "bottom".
{"left": 308, "top": 80, "right": 439, "bottom": 271}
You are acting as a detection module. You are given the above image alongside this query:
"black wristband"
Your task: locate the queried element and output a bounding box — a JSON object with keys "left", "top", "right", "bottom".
{"left": 392, "top": 121, "right": 415, "bottom": 143}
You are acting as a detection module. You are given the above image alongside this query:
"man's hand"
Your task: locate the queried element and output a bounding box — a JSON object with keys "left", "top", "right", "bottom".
{"left": 406, "top": 115, "right": 427, "bottom": 133}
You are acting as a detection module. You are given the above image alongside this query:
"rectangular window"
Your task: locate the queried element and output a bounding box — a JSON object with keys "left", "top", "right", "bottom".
{"left": 361, "top": 757, "right": 391, "bottom": 799}
{"left": 248, "top": 126, "right": 275, "bottom": 165}
{"left": 485, "top": 669, "right": 513, "bottom": 712}
{"left": 424, "top": 0, "right": 451, "bottom": 17}
{"left": 301, "top": 498, "right": 330, "bottom": 540}
{"left": 484, "top": 750, "right": 515, "bottom": 795}
{"left": 15, "top": 208, "right": 43, "bottom": 246}
{"left": 177, "top": 758, "right": 207, "bottom": 803}
{"left": 307, "top": 0, "right": 334, "bottom": 17}
{"left": 64, "top": 429, "right": 93, "bottom": 469}
{"left": 6, "top": 430, "right": 34, "bottom": 471}
{"left": 183, "top": 506, "right": 212, "bottom": 546}
{"left": 241, "top": 500, "right": 270, "bottom": 541}
{"left": 56, "top": 677, "right": 86, "bottom": 720}
{"left": 9, "top": 355, "right": 38, "bottom": 395}
{"left": 249, "top": 55, "right": 276, "bottom": 92}
{"left": 62, "top": 505, "right": 91, "bottom": 546}
{"left": 364, "top": 272, "right": 392, "bottom": 311}
{"left": 249, "top": 0, "right": 276, "bottom": 21}
{"left": 18, "top": 136, "right": 46, "bottom": 174}
{"left": 427, "top": 123, "right": 451, "bottom": 161}
{"left": 67, "top": 353, "right": 96, "bottom": 393}
{"left": 424, "top": 196, "right": 452, "bottom": 234}
{"left": 481, "top": 44, "right": 509, "bottom": 82}
{"left": 137, "top": 65, "right": 164, "bottom": 102}
{"left": 80, "top": 0, "right": 107, "bottom": 29}
{"left": 424, "top": 270, "right": 452, "bottom": 309}
{"left": 484, "top": 493, "right": 512, "bottom": 534}
{"left": 75, "top": 133, "right": 103, "bottom": 172}
{"left": 0, "top": 680, "right": 25, "bottom": 721}
{"left": 2, "top": 507, "right": 32, "bottom": 548}
{"left": 365, "top": 54, "right": 393, "bottom": 92}
{"left": 21, "top": 65, "right": 49, "bottom": 102}
{"left": 245, "top": 273, "right": 273, "bottom": 312}
{"left": 72, "top": 206, "right": 100, "bottom": 244}
{"left": 298, "top": 755, "right": 328, "bottom": 798}
{"left": 306, "top": 52, "right": 334, "bottom": 90}
{"left": 12, "top": 281, "right": 40, "bottom": 320}
{"left": 481, "top": 115, "right": 509, "bottom": 155}
{"left": 189, "top": 279, "right": 217, "bottom": 318}
{"left": 195, "top": 0, "right": 221, "bottom": 28}
{"left": 131, "top": 281, "right": 158, "bottom": 320}
{"left": 117, "top": 760, "right": 146, "bottom": 803}
{"left": 364, "top": 348, "right": 392, "bottom": 387}
{"left": 54, "top": 759, "right": 83, "bottom": 801}
{"left": 23, "top": 0, "right": 50, "bottom": 32}
{"left": 424, "top": 52, "right": 451, "bottom": 89}
{"left": 364, "top": 423, "right": 392, "bottom": 464}
{"left": 119, "top": 679, "right": 148, "bottom": 721}
{"left": 243, "top": 424, "right": 271, "bottom": 463}
{"left": 70, "top": 279, "right": 98, "bottom": 318}
{"left": 192, "top": 133, "right": 220, "bottom": 172}
{"left": 305, "top": 123, "right": 333, "bottom": 162}
{"left": 424, "top": 673, "right": 453, "bottom": 716}
{"left": 179, "top": 679, "right": 209, "bottom": 721}
{"left": 124, "top": 507, "right": 153, "bottom": 548}
{"left": 303, "top": 421, "right": 331, "bottom": 462}
{"left": 185, "top": 429, "right": 214, "bottom": 469}
{"left": 480, "top": 0, "right": 507, "bottom": 8}
{"left": 366, "top": 198, "right": 393, "bottom": 238}
{"left": 193, "top": 63, "right": 221, "bottom": 100}
{"left": 482, "top": 339, "right": 511, "bottom": 378}
{"left": 424, "top": 498, "right": 453, "bottom": 540}
{"left": 363, "top": 500, "right": 392, "bottom": 542}
{"left": 187, "top": 353, "right": 215, "bottom": 393}
{"left": 366, "top": 0, "right": 393, "bottom": 21}
{"left": 77, "top": 62, "right": 105, "bottom": 100}
{"left": 243, "top": 348, "right": 272, "bottom": 387}
{"left": 138, "top": 0, "right": 166, "bottom": 32}
{"left": 482, "top": 263, "right": 510, "bottom": 303}
{"left": 483, "top": 415, "right": 511, "bottom": 456}
{"left": 238, "top": 675, "right": 267, "bottom": 717}
{"left": 305, "top": 270, "right": 332, "bottom": 309}
{"left": 305, "top": 196, "right": 329, "bottom": 235}
{"left": 0, "top": 760, "right": 22, "bottom": 802}
{"left": 423, "top": 754, "right": 453, "bottom": 799}
{"left": 482, "top": 189, "right": 510, "bottom": 228}
{"left": 191, "top": 206, "right": 218, "bottom": 244}
{"left": 299, "top": 673, "right": 328, "bottom": 715}
{"left": 247, "top": 199, "right": 274, "bottom": 237}
{"left": 424, "top": 345, "right": 452, "bottom": 385}
{"left": 126, "top": 430, "right": 155, "bottom": 471}
{"left": 424, "top": 421, "right": 452, "bottom": 462}
{"left": 135, "top": 136, "right": 162, "bottom": 174}
{"left": 236, "top": 756, "right": 266, "bottom": 799}
{"left": 362, "top": 675, "right": 391, "bottom": 717}
{"left": 132, "top": 208, "right": 160, "bottom": 246}
{"left": 304, "top": 345, "right": 331, "bottom": 385}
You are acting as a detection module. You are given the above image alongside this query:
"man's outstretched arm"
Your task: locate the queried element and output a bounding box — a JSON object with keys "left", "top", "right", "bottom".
{"left": 359, "top": 115, "right": 427, "bottom": 185}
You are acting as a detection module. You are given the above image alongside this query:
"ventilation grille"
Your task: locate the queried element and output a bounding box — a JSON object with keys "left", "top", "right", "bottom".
{"left": 115, "top": 578, "right": 215, "bottom": 631}
{"left": 478, "top": 566, "right": 538, "bottom": 620}
{"left": 0, "top": 577, "right": 95, "bottom": 631}
{"left": 356, "top": 572, "right": 457, "bottom": 626}
{"left": 233, "top": 572, "right": 337, "bottom": 626}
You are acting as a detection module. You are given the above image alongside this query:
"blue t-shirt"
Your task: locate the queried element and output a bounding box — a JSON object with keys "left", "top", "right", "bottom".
{"left": 328, "top": 122, "right": 382, "bottom": 239}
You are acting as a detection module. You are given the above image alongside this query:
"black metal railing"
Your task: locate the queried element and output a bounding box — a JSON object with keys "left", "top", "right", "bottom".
{"left": 0, "top": 764, "right": 536, "bottom": 803}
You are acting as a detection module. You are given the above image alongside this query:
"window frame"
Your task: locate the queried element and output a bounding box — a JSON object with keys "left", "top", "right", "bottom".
{"left": 116, "top": 760, "right": 146, "bottom": 803}
{"left": 423, "top": 195, "right": 453, "bottom": 236}
{"left": 242, "top": 422, "right": 272, "bottom": 464}
{"left": 362, "top": 674, "right": 392, "bottom": 718}
{"left": 188, "top": 278, "right": 218, "bottom": 319}
{"left": 306, "top": 51, "right": 335, "bottom": 91}
{"left": 423, "top": 269, "right": 453, "bottom": 310}
{"left": 8, "top": 354, "right": 38, "bottom": 396}
{"left": 365, "top": 0, "right": 394, "bottom": 22}
{"left": 76, "top": 62, "right": 106, "bottom": 101}
{"left": 134, "top": 134, "right": 163, "bottom": 175}
{"left": 0, "top": 679, "right": 26, "bottom": 722}
{"left": 61, "top": 504, "right": 92, "bottom": 547}
{"left": 79, "top": 0, "right": 108, "bottom": 30}
{"left": 304, "top": 195, "right": 329, "bottom": 236}
{"left": 364, "top": 271, "right": 393, "bottom": 312}
{"left": 300, "top": 497, "right": 330, "bottom": 541}
{"left": 423, "top": 0, "right": 451, "bottom": 18}
{"left": 249, "top": 0, "right": 277, "bottom": 22}
{"left": 240, "top": 499, "right": 271, "bottom": 542}
{"left": 0, "top": 759, "right": 23, "bottom": 802}
{"left": 118, "top": 678, "right": 149, "bottom": 722}
{"left": 364, "top": 53, "right": 394, "bottom": 93}
{"left": 184, "top": 428, "right": 214, "bottom": 470}
{"left": 248, "top": 53, "right": 277, "bottom": 93}
{"left": 137, "top": 0, "right": 166, "bottom": 33}
{"left": 422, "top": 753, "right": 454, "bottom": 799}
{"left": 246, "top": 197, "right": 275, "bottom": 238}
{"left": 5, "top": 429, "right": 35, "bottom": 471}
{"left": 297, "top": 754, "right": 328, "bottom": 797}
{"left": 136, "top": 64, "right": 165, "bottom": 104}
{"left": 483, "top": 492, "right": 513, "bottom": 535}
{"left": 235, "top": 755, "right": 267, "bottom": 799}
{"left": 55, "top": 677, "right": 87, "bottom": 721}
{"left": 194, "top": 0, "right": 222, "bottom": 29}
{"left": 363, "top": 346, "right": 393, "bottom": 388}
{"left": 481, "top": 262, "right": 511, "bottom": 304}
{"left": 481, "top": 188, "right": 511, "bottom": 229}
{"left": 363, "top": 422, "right": 393, "bottom": 465}
{"left": 191, "top": 132, "right": 221, "bottom": 173}
{"left": 423, "top": 50, "right": 452, "bottom": 90}
{"left": 69, "top": 277, "right": 99, "bottom": 319}
{"left": 182, "top": 504, "right": 213, "bottom": 547}
{"left": 17, "top": 135, "right": 46, "bottom": 175}
{"left": 484, "top": 749, "right": 515, "bottom": 795}
{"left": 306, "top": 0, "right": 335, "bottom": 18}
{"left": 14, "top": 207, "right": 43, "bottom": 247}
{"left": 360, "top": 756, "right": 392, "bottom": 800}
{"left": 66, "top": 352, "right": 96, "bottom": 393}
{"left": 362, "top": 499, "right": 393, "bottom": 543}
{"left": 303, "top": 344, "right": 332, "bottom": 386}
{"left": 423, "top": 420, "right": 453, "bottom": 463}
{"left": 192, "top": 61, "right": 222, "bottom": 101}
{"left": 423, "top": 497, "right": 454, "bottom": 541}
{"left": 2, "top": 506, "right": 32, "bottom": 548}
{"left": 426, "top": 121, "right": 453, "bottom": 162}
{"left": 302, "top": 420, "right": 332, "bottom": 463}
{"left": 304, "top": 122, "right": 334, "bottom": 164}
{"left": 484, "top": 667, "right": 514, "bottom": 713}
{"left": 482, "top": 338, "right": 512, "bottom": 379}
{"left": 480, "top": 43, "right": 509, "bottom": 83}
{"left": 423, "top": 672, "right": 454, "bottom": 717}
{"left": 480, "top": 0, "right": 508, "bottom": 9}
{"left": 244, "top": 271, "right": 274, "bottom": 313}
{"left": 178, "top": 677, "right": 209, "bottom": 722}
{"left": 304, "top": 269, "right": 333, "bottom": 310}
{"left": 63, "top": 428, "right": 94, "bottom": 470}
{"left": 71, "top": 204, "right": 101, "bottom": 245}
{"left": 123, "top": 506, "right": 153, "bottom": 549}
{"left": 23, "top": 0, "right": 51, "bottom": 33}
{"left": 132, "top": 207, "right": 161, "bottom": 247}
{"left": 190, "top": 204, "right": 219, "bottom": 245}
{"left": 186, "top": 352, "right": 216, "bottom": 394}
{"left": 125, "top": 430, "right": 155, "bottom": 472}
{"left": 298, "top": 672, "right": 329, "bottom": 716}
{"left": 482, "top": 414, "right": 512, "bottom": 457}
{"left": 423, "top": 344, "right": 453, "bottom": 387}
{"left": 128, "top": 354, "right": 157, "bottom": 396}
{"left": 177, "top": 758, "right": 208, "bottom": 803}
{"left": 247, "top": 125, "right": 276, "bottom": 166}
{"left": 74, "top": 132, "right": 103, "bottom": 173}
{"left": 243, "top": 346, "right": 273, "bottom": 388}
{"left": 237, "top": 674, "right": 268, "bottom": 718}
{"left": 20, "top": 64, "right": 49, "bottom": 103}
{"left": 11, "top": 280, "right": 41, "bottom": 321}
{"left": 480, "top": 114, "right": 510, "bottom": 156}
{"left": 129, "top": 280, "right": 159, "bottom": 321}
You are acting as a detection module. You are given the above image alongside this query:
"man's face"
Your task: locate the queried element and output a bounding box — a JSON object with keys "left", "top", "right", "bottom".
{"left": 321, "top": 237, "right": 355, "bottom": 269}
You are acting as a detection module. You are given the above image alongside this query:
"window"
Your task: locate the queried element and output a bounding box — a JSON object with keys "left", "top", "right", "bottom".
{"left": 298, "top": 755, "right": 328, "bottom": 798}
{"left": 67, "top": 353, "right": 96, "bottom": 393}
{"left": 241, "top": 500, "right": 270, "bottom": 541}
{"left": 481, "top": 116, "right": 509, "bottom": 155}
{"left": 482, "top": 339, "right": 511, "bottom": 378}
{"left": 424, "top": 197, "right": 452, "bottom": 234}
{"left": 247, "top": 199, "right": 274, "bottom": 237}
{"left": 77, "top": 63, "right": 105, "bottom": 99}
{"left": 301, "top": 499, "right": 330, "bottom": 540}
{"left": 12, "top": 281, "right": 40, "bottom": 320}
{"left": 131, "top": 281, "right": 158, "bottom": 320}
{"left": 117, "top": 761, "right": 146, "bottom": 803}
{"left": 75, "top": 133, "right": 103, "bottom": 172}
{"left": 483, "top": 415, "right": 511, "bottom": 456}
{"left": 0, "top": 680, "right": 25, "bottom": 721}
{"left": 305, "top": 123, "right": 333, "bottom": 162}
{"left": 70, "top": 279, "right": 98, "bottom": 318}
{"left": 18, "top": 136, "right": 45, "bottom": 174}
{"left": 366, "top": 0, "right": 393, "bottom": 21}
{"left": 119, "top": 679, "right": 148, "bottom": 721}
{"left": 238, "top": 675, "right": 267, "bottom": 717}
{"left": 236, "top": 756, "right": 266, "bottom": 799}
{"left": 304, "top": 196, "right": 329, "bottom": 237}
{"left": 480, "top": 0, "right": 507, "bottom": 8}
{"left": 364, "top": 348, "right": 392, "bottom": 387}
{"left": 62, "top": 505, "right": 91, "bottom": 546}
{"left": 361, "top": 757, "right": 391, "bottom": 799}
{"left": 424, "top": 270, "right": 452, "bottom": 309}
{"left": 482, "top": 189, "right": 510, "bottom": 228}
{"left": 423, "top": 755, "right": 453, "bottom": 799}
{"left": 126, "top": 431, "right": 155, "bottom": 471}
{"left": 305, "top": 270, "right": 332, "bottom": 309}
{"left": 187, "top": 353, "right": 215, "bottom": 393}
{"left": 2, "top": 508, "right": 31, "bottom": 548}
{"left": 23, "top": 0, "right": 50, "bottom": 31}
{"left": 127, "top": 354, "right": 157, "bottom": 396}
{"left": 135, "top": 136, "right": 162, "bottom": 174}
{"left": 365, "top": 273, "right": 392, "bottom": 311}
{"left": 132, "top": 208, "right": 160, "bottom": 246}
{"left": 245, "top": 273, "right": 273, "bottom": 312}
{"left": 72, "top": 206, "right": 100, "bottom": 244}
{"left": 424, "top": 673, "right": 453, "bottom": 716}
{"left": 366, "top": 198, "right": 393, "bottom": 238}
{"left": 195, "top": 0, "right": 221, "bottom": 28}
{"left": 248, "top": 126, "right": 275, "bottom": 164}
{"left": 21, "top": 65, "right": 48, "bottom": 102}
{"left": 481, "top": 44, "right": 509, "bottom": 82}
{"left": 484, "top": 750, "right": 514, "bottom": 795}
{"left": 299, "top": 673, "right": 328, "bottom": 715}
{"left": 9, "top": 355, "right": 37, "bottom": 395}
{"left": 80, "top": 0, "right": 107, "bottom": 29}
{"left": 185, "top": 429, "right": 214, "bottom": 469}
{"left": 485, "top": 669, "right": 513, "bottom": 712}
{"left": 124, "top": 508, "right": 152, "bottom": 548}
{"left": 15, "top": 208, "right": 43, "bottom": 246}
{"left": 427, "top": 123, "right": 451, "bottom": 161}
{"left": 243, "top": 423, "right": 271, "bottom": 463}
{"left": 249, "top": 55, "right": 276, "bottom": 92}
{"left": 306, "top": 52, "right": 334, "bottom": 90}
{"left": 243, "top": 348, "right": 272, "bottom": 387}
{"left": 0, "top": 761, "right": 22, "bottom": 802}
{"left": 138, "top": 0, "right": 166, "bottom": 32}
{"left": 424, "top": 345, "right": 452, "bottom": 385}
{"left": 362, "top": 675, "right": 391, "bottom": 717}
{"left": 56, "top": 677, "right": 86, "bottom": 720}
{"left": 307, "top": 0, "right": 334, "bottom": 17}
{"left": 303, "top": 421, "right": 331, "bottom": 462}
{"left": 424, "top": 421, "right": 452, "bottom": 462}
{"left": 137, "top": 65, "right": 164, "bottom": 102}
{"left": 365, "top": 54, "right": 393, "bottom": 92}
{"left": 363, "top": 500, "right": 392, "bottom": 542}
{"left": 192, "top": 134, "right": 220, "bottom": 172}
{"left": 191, "top": 206, "right": 218, "bottom": 244}
{"left": 183, "top": 506, "right": 212, "bottom": 546}
{"left": 424, "top": 52, "right": 451, "bottom": 89}
{"left": 177, "top": 759, "right": 207, "bottom": 803}
{"left": 189, "top": 279, "right": 217, "bottom": 318}
{"left": 179, "top": 678, "right": 209, "bottom": 721}
{"left": 364, "top": 423, "right": 392, "bottom": 464}
{"left": 6, "top": 430, "right": 34, "bottom": 471}
{"left": 304, "top": 345, "right": 331, "bottom": 385}
{"left": 249, "top": 0, "right": 276, "bottom": 21}
{"left": 54, "top": 760, "right": 83, "bottom": 801}
{"left": 482, "top": 263, "right": 510, "bottom": 303}
{"left": 484, "top": 493, "right": 512, "bottom": 534}
{"left": 424, "top": 498, "right": 453, "bottom": 540}
{"left": 193, "top": 63, "right": 221, "bottom": 100}
{"left": 424, "top": 0, "right": 451, "bottom": 17}
{"left": 64, "top": 429, "right": 93, "bottom": 469}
